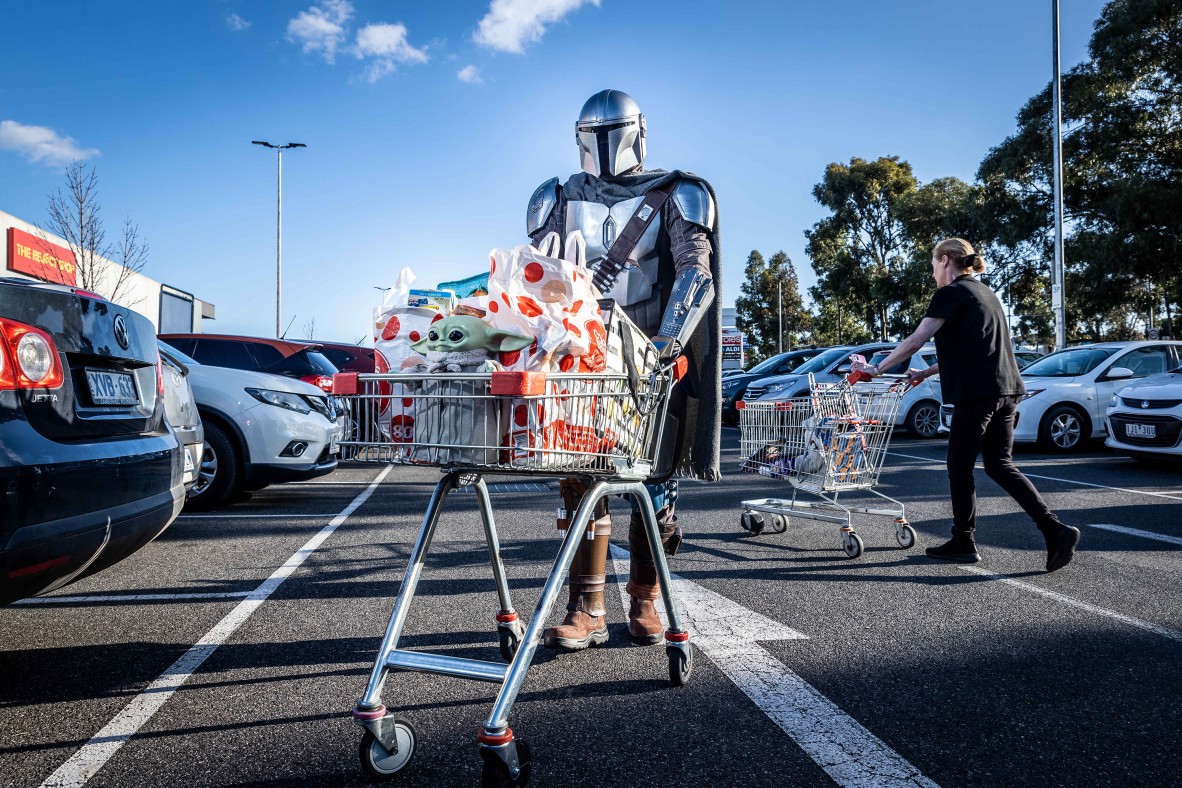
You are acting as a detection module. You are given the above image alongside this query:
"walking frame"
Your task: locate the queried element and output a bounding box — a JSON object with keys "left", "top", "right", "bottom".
{"left": 333, "top": 361, "right": 692, "bottom": 785}
{"left": 737, "top": 374, "right": 917, "bottom": 559}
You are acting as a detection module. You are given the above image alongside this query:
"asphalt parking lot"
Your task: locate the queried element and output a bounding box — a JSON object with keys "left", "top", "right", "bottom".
{"left": 2, "top": 431, "right": 1180, "bottom": 787}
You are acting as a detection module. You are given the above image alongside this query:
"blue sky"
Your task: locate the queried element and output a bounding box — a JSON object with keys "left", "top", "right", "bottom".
{"left": 0, "top": 0, "right": 1107, "bottom": 344}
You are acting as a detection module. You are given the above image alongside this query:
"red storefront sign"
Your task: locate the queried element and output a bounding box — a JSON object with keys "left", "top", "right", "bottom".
{"left": 7, "top": 227, "right": 77, "bottom": 286}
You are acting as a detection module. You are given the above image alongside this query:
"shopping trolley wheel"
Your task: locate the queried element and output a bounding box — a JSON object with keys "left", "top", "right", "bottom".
{"left": 895, "top": 522, "right": 917, "bottom": 549}
{"left": 771, "top": 514, "right": 789, "bottom": 534}
{"left": 667, "top": 644, "right": 693, "bottom": 687}
{"left": 741, "top": 511, "right": 765, "bottom": 535}
{"left": 498, "top": 624, "right": 524, "bottom": 663}
{"left": 479, "top": 738, "right": 531, "bottom": 787}
{"left": 359, "top": 719, "right": 417, "bottom": 780}
{"left": 842, "top": 532, "right": 864, "bottom": 559}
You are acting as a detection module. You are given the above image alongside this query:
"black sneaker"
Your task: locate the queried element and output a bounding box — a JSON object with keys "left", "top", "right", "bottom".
{"left": 1045, "top": 525, "right": 1081, "bottom": 572}
{"left": 925, "top": 537, "right": 981, "bottom": 563}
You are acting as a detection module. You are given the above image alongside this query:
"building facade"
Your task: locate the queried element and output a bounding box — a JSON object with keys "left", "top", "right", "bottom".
{"left": 3, "top": 209, "right": 214, "bottom": 332}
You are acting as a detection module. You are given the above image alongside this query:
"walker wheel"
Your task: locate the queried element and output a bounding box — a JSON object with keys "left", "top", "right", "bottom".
{"left": 771, "top": 514, "right": 789, "bottom": 534}
{"left": 498, "top": 624, "right": 523, "bottom": 663}
{"left": 359, "top": 719, "right": 417, "bottom": 780}
{"left": 896, "top": 523, "right": 917, "bottom": 549}
{"left": 667, "top": 645, "right": 693, "bottom": 687}
{"left": 842, "top": 532, "right": 864, "bottom": 559}
{"left": 480, "top": 739, "right": 532, "bottom": 787}
{"left": 741, "top": 511, "right": 765, "bottom": 535}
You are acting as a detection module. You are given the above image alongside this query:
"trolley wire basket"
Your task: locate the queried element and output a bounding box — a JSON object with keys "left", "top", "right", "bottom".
{"left": 333, "top": 361, "right": 695, "bottom": 784}
{"left": 737, "top": 374, "right": 917, "bottom": 558}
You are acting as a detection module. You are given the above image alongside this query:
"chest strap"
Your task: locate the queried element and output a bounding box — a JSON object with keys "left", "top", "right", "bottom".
{"left": 592, "top": 180, "right": 678, "bottom": 294}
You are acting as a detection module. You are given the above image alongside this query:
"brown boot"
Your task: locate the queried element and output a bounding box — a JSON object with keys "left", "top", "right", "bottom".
{"left": 543, "top": 593, "right": 608, "bottom": 650}
{"left": 627, "top": 596, "right": 663, "bottom": 645}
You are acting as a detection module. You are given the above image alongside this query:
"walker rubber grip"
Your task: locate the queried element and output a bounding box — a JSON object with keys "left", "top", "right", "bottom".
{"left": 333, "top": 372, "right": 359, "bottom": 395}
{"left": 491, "top": 371, "right": 548, "bottom": 396}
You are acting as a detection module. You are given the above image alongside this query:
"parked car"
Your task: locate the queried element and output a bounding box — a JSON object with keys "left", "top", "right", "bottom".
{"left": 721, "top": 347, "right": 824, "bottom": 423}
{"left": 158, "top": 333, "right": 340, "bottom": 393}
{"left": 1104, "top": 365, "right": 1182, "bottom": 461}
{"left": 1014, "top": 349, "right": 1045, "bottom": 369}
{"left": 1, "top": 278, "right": 183, "bottom": 605}
{"left": 746, "top": 343, "right": 894, "bottom": 401}
{"left": 864, "top": 344, "right": 943, "bottom": 438}
{"left": 158, "top": 341, "right": 345, "bottom": 511}
{"left": 938, "top": 340, "right": 1182, "bottom": 452}
{"left": 159, "top": 348, "right": 204, "bottom": 491}
{"left": 291, "top": 339, "right": 376, "bottom": 374}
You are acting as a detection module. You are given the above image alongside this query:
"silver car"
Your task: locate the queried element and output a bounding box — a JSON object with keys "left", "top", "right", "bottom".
{"left": 159, "top": 349, "right": 204, "bottom": 491}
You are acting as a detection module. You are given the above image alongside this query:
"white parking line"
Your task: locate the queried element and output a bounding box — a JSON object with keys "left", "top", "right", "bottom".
{"left": 958, "top": 565, "right": 1182, "bottom": 643}
{"left": 15, "top": 592, "right": 251, "bottom": 605}
{"left": 609, "top": 546, "right": 937, "bottom": 787}
{"left": 888, "top": 451, "right": 1182, "bottom": 502}
{"left": 1085, "top": 523, "right": 1182, "bottom": 548}
{"left": 177, "top": 513, "right": 337, "bottom": 519}
{"left": 39, "top": 465, "right": 393, "bottom": 788}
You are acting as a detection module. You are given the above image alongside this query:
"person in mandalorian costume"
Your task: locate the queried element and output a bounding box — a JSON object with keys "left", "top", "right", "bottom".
{"left": 527, "top": 89, "right": 722, "bottom": 650}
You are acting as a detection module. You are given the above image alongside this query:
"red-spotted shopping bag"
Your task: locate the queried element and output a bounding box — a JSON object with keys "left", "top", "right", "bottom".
{"left": 486, "top": 232, "right": 607, "bottom": 373}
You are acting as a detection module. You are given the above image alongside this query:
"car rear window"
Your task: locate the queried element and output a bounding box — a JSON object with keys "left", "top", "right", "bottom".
{"left": 262, "top": 349, "right": 339, "bottom": 376}
{"left": 247, "top": 343, "right": 284, "bottom": 367}
{"left": 320, "top": 348, "right": 357, "bottom": 368}
{"left": 193, "top": 339, "right": 257, "bottom": 370}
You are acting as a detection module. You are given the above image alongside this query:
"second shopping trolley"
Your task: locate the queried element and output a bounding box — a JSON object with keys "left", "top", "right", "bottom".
{"left": 737, "top": 373, "right": 916, "bottom": 559}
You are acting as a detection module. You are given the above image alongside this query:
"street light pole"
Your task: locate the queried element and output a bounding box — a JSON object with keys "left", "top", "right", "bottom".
{"left": 252, "top": 140, "right": 306, "bottom": 337}
{"left": 777, "top": 279, "right": 783, "bottom": 354}
{"left": 1050, "top": 0, "right": 1067, "bottom": 350}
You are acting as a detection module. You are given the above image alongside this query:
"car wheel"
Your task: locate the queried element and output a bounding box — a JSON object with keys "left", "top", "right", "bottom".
{"left": 1039, "top": 405, "right": 1088, "bottom": 453}
{"left": 184, "top": 422, "right": 242, "bottom": 511}
{"left": 905, "top": 400, "right": 941, "bottom": 439}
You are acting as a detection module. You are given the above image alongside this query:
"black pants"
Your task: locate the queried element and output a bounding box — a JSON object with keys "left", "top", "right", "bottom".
{"left": 947, "top": 396, "right": 1058, "bottom": 537}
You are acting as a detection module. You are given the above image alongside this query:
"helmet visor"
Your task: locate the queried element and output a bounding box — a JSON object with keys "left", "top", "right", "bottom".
{"left": 577, "top": 119, "right": 640, "bottom": 177}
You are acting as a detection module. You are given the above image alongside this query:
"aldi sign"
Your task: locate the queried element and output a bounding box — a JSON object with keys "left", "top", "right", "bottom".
{"left": 7, "top": 227, "right": 77, "bottom": 286}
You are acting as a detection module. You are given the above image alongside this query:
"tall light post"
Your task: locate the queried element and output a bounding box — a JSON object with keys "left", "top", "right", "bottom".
{"left": 252, "top": 140, "right": 306, "bottom": 337}
{"left": 1050, "top": 1, "right": 1066, "bottom": 350}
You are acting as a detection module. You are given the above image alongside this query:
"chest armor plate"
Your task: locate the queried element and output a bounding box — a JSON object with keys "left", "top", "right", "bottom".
{"left": 565, "top": 197, "right": 663, "bottom": 322}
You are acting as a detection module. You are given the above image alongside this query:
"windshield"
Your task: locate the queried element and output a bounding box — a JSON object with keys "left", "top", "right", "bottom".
{"left": 794, "top": 347, "right": 851, "bottom": 375}
{"left": 868, "top": 349, "right": 918, "bottom": 375}
{"left": 158, "top": 340, "right": 199, "bottom": 366}
{"left": 749, "top": 353, "right": 790, "bottom": 374}
{"left": 1021, "top": 347, "right": 1117, "bottom": 378}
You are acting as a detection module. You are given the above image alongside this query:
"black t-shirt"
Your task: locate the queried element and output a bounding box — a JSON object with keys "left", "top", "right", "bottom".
{"left": 924, "top": 275, "right": 1025, "bottom": 404}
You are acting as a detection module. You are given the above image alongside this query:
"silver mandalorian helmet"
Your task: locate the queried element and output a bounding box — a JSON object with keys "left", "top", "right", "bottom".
{"left": 576, "top": 89, "right": 646, "bottom": 178}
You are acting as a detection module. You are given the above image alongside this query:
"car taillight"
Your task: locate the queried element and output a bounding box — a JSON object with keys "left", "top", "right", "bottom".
{"left": 302, "top": 374, "right": 334, "bottom": 393}
{"left": 72, "top": 288, "right": 106, "bottom": 301}
{"left": 156, "top": 352, "right": 165, "bottom": 397}
{"left": 0, "top": 318, "right": 65, "bottom": 390}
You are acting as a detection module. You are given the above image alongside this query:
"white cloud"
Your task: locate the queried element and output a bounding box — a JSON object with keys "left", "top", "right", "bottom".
{"left": 0, "top": 120, "right": 100, "bottom": 167}
{"left": 225, "top": 12, "right": 250, "bottom": 32}
{"left": 351, "top": 22, "right": 427, "bottom": 83}
{"left": 457, "top": 65, "right": 483, "bottom": 84}
{"left": 286, "top": 0, "right": 354, "bottom": 64}
{"left": 474, "top": 0, "right": 599, "bottom": 54}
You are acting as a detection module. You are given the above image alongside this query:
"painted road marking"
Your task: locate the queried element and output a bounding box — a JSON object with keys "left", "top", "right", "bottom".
{"left": 39, "top": 465, "right": 393, "bottom": 788}
{"left": 958, "top": 565, "right": 1182, "bottom": 643}
{"left": 1085, "top": 523, "right": 1182, "bottom": 548}
{"left": 177, "top": 513, "right": 338, "bottom": 519}
{"left": 14, "top": 592, "right": 251, "bottom": 605}
{"left": 888, "top": 451, "right": 1182, "bottom": 502}
{"left": 609, "top": 546, "right": 937, "bottom": 787}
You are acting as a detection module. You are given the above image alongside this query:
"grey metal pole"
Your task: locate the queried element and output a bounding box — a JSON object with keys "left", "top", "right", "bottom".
{"left": 1051, "top": 0, "right": 1067, "bottom": 350}
{"left": 276, "top": 147, "right": 283, "bottom": 338}
{"left": 778, "top": 280, "right": 783, "bottom": 354}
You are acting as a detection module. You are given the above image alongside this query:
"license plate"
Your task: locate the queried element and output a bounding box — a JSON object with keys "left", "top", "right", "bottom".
{"left": 183, "top": 447, "right": 195, "bottom": 472}
{"left": 86, "top": 368, "right": 139, "bottom": 406}
{"left": 1125, "top": 423, "right": 1156, "bottom": 439}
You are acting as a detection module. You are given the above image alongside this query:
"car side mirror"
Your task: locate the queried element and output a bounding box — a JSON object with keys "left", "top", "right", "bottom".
{"left": 835, "top": 364, "right": 852, "bottom": 374}
{"left": 1106, "top": 367, "right": 1134, "bottom": 380}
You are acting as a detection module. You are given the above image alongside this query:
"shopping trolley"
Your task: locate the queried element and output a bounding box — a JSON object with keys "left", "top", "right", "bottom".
{"left": 736, "top": 373, "right": 916, "bottom": 559}
{"left": 333, "top": 361, "right": 692, "bottom": 786}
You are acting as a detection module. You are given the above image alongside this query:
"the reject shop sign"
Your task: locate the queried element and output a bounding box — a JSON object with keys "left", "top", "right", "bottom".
{"left": 7, "top": 227, "right": 77, "bottom": 286}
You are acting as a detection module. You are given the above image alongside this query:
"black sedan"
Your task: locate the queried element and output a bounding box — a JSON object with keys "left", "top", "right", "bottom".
{"left": 0, "top": 278, "right": 183, "bottom": 604}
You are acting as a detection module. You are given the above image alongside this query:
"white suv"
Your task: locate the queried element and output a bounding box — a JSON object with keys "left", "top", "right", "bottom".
{"left": 940, "top": 341, "right": 1182, "bottom": 452}
{"left": 159, "top": 341, "right": 345, "bottom": 510}
{"left": 864, "top": 344, "right": 943, "bottom": 438}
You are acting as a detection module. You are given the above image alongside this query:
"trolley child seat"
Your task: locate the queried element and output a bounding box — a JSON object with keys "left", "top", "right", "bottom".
{"left": 334, "top": 361, "right": 692, "bottom": 785}
{"left": 736, "top": 372, "right": 917, "bottom": 559}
